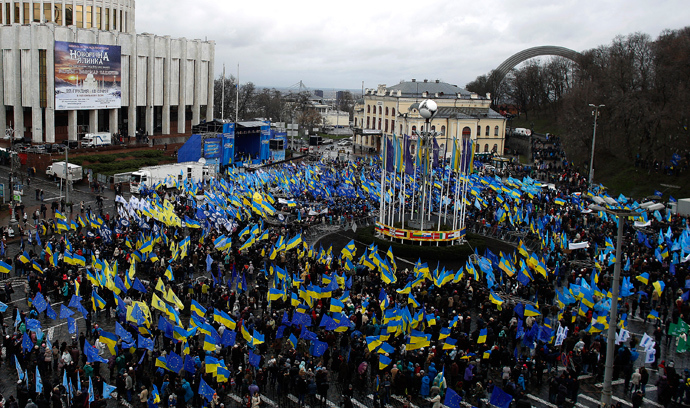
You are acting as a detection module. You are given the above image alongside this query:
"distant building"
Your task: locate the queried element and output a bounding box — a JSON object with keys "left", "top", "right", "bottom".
{"left": 353, "top": 79, "right": 506, "bottom": 155}
{"left": 313, "top": 90, "right": 324, "bottom": 97}
{"left": 0, "top": 0, "right": 215, "bottom": 144}
{"left": 336, "top": 90, "right": 344, "bottom": 102}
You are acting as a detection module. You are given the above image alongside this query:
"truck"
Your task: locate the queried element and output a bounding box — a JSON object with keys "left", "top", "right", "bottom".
{"left": 46, "top": 162, "right": 83, "bottom": 181}
{"left": 674, "top": 198, "right": 690, "bottom": 217}
{"left": 130, "top": 162, "right": 215, "bottom": 194}
{"left": 82, "top": 132, "right": 112, "bottom": 147}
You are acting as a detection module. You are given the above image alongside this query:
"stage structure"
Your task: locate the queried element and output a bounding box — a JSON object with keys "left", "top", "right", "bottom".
{"left": 376, "top": 99, "right": 475, "bottom": 244}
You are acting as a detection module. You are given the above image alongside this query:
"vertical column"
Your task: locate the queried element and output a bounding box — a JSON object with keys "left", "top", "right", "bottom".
{"left": 19, "top": 0, "right": 23, "bottom": 25}
{"left": 13, "top": 28, "right": 24, "bottom": 140}
{"left": 31, "top": 25, "right": 43, "bottom": 143}
{"left": 89, "top": 109, "right": 97, "bottom": 134}
{"left": 127, "top": 35, "right": 136, "bottom": 138}
{"left": 162, "top": 36, "right": 170, "bottom": 134}
{"left": 177, "top": 38, "right": 186, "bottom": 134}
{"left": 206, "top": 41, "right": 214, "bottom": 122}
{"left": 68, "top": 110, "right": 77, "bottom": 140}
{"left": 51, "top": 0, "right": 55, "bottom": 23}
{"left": 45, "top": 109, "right": 55, "bottom": 143}
{"left": 192, "top": 40, "right": 200, "bottom": 127}
{"left": 109, "top": 108, "right": 117, "bottom": 135}
{"left": 147, "top": 35, "right": 154, "bottom": 136}
{"left": 45, "top": 24, "right": 55, "bottom": 142}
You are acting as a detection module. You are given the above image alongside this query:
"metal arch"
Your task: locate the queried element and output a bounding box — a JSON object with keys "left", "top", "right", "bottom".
{"left": 491, "top": 46, "right": 583, "bottom": 85}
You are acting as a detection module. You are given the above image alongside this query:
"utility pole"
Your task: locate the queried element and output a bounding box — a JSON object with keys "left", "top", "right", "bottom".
{"left": 588, "top": 104, "right": 604, "bottom": 185}
{"left": 7, "top": 126, "right": 16, "bottom": 225}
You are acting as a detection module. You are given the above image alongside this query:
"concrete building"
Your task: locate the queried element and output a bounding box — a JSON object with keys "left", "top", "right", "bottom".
{"left": 353, "top": 79, "right": 506, "bottom": 155}
{"left": 0, "top": 0, "right": 214, "bottom": 144}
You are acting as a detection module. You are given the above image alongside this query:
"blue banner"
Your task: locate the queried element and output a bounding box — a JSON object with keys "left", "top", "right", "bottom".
{"left": 204, "top": 138, "right": 221, "bottom": 159}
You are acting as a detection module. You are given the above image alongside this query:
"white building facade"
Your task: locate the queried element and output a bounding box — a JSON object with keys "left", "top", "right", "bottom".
{"left": 0, "top": 0, "right": 214, "bottom": 143}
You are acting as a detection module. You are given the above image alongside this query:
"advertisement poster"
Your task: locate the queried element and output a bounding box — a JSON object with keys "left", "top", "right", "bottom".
{"left": 54, "top": 41, "right": 122, "bottom": 110}
{"left": 204, "top": 138, "right": 221, "bottom": 159}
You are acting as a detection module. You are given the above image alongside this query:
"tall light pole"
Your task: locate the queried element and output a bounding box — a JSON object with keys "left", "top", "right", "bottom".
{"left": 590, "top": 202, "right": 664, "bottom": 408}
{"left": 588, "top": 104, "right": 604, "bottom": 185}
{"left": 417, "top": 100, "right": 437, "bottom": 232}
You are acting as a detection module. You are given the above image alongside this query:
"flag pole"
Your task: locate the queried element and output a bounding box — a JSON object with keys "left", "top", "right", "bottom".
{"left": 378, "top": 136, "right": 387, "bottom": 232}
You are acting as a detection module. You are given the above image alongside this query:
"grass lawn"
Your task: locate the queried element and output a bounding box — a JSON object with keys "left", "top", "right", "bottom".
{"left": 67, "top": 150, "right": 175, "bottom": 175}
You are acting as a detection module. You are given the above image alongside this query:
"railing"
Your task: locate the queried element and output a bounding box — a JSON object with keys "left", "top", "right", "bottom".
{"left": 303, "top": 214, "right": 378, "bottom": 245}
{"left": 465, "top": 219, "right": 541, "bottom": 252}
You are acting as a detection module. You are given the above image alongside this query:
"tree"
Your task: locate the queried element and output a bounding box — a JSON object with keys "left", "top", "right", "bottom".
{"left": 337, "top": 91, "right": 355, "bottom": 121}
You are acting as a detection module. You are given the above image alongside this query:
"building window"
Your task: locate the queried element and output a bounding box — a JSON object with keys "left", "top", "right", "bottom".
{"left": 5, "top": 3, "right": 10, "bottom": 24}
{"left": 366, "top": 117, "right": 370, "bottom": 128}
{"left": 392, "top": 108, "right": 395, "bottom": 117}
{"left": 493, "top": 144, "right": 498, "bottom": 153}
{"left": 76, "top": 5, "right": 82, "bottom": 27}
{"left": 378, "top": 118, "right": 381, "bottom": 130}
{"left": 120, "top": 10, "right": 123, "bottom": 31}
{"left": 33, "top": 3, "right": 40, "bottom": 22}
{"left": 367, "top": 105, "right": 370, "bottom": 114}
{"left": 494, "top": 126, "right": 499, "bottom": 136}
{"left": 64, "top": 5, "right": 73, "bottom": 25}
{"left": 23, "top": 3, "right": 30, "bottom": 24}
{"left": 95, "top": 7, "right": 101, "bottom": 29}
{"left": 390, "top": 120, "right": 394, "bottom": 132}
{"left": 476, "top": 125, "right": 481, "bottom": 136}
{"left": 39, "top": 50, "right": 47, "bottom": 108}
{"left": 112, "top": 8, "right": 117, "bottom": 30}
{"left": 485, "top": 126, "right": 490, "bottom": 136}
{"left": 462, "top": 126, "right": 471, "bottom": 140}
{"left": 378, "top": 106, "right": 382, "bottom": 115}
{"left": 431, "top": 125, "right": 436, "bottom": 132}
{"left": 441, "top": 126, "right": 445, "bottom": 136}
{"left": 385, "top": 107, "right": 388, "bottom": 116}
{"left": 384, "top": 119, "right": 388, "bottom": 133}
{"left": 85, "top": 6, "right": 92, "bottom": 28}
{"left": 412, "top": 125, "right": 417, "bottom": 134}
{"left": 484, "top": 144, "right": 489, "bottom": 152}
{"left": 400, "top": 124, "right": 403, "bottom": 134}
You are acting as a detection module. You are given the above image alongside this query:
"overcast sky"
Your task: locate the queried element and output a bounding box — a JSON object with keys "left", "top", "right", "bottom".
{"left": 137, "top": 0, "right": 690, "bottom": 92}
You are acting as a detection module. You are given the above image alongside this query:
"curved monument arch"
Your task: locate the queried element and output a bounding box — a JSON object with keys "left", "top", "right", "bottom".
{"left": 491, "top": 46, "right": 583, "bottom": 86}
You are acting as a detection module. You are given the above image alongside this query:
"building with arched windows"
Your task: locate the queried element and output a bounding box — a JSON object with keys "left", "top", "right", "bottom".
{"left": 353, "top": 79, "right": 505, "bottom": 156}
{"left": 0, "top": 0, "right": 214, "bottom": 143}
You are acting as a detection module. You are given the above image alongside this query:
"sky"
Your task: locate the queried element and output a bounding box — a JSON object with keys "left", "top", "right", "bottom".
{"left": 137, "top": 0, "right": 690, "bottom": 92}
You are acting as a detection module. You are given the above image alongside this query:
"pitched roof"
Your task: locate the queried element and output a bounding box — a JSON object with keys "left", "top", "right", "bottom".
{"left": 386, "top": 80, "right": 473, "bottom": 98}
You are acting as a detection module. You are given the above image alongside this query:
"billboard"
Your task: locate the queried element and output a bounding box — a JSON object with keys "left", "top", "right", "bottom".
{"left": 54, "top": 41, "right": 122, "bottom": 110}
{"left": 204, "top": 138, "right": 221, "bottom": 159}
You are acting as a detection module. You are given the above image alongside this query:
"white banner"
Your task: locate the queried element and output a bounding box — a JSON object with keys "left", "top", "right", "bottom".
{"left": 569, "top": 242, "right": 590, "bottom": 250}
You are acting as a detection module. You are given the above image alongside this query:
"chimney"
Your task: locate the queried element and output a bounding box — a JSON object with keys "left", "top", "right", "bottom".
{"left": 423, "top": 79, "right": 428, "bottom": 83}
{"left": 435, "top": 79, "right": 440, "bottom": 83}
{"left": 411, "top": 79, "right": 416, "bottom": 82}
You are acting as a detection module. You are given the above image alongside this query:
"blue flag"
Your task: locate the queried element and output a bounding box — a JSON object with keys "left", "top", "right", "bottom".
{"left": 311, "top": 340, "right": 328, "bottom": 357}
{"left": 184, "top": 355, "right": 196, "bottom": 374}
{"left": 490, "top": 386, "right": 513, "bottom": 408}
{"left": 46, "top": 304, "right": 56, "bottom": 320}
{"left": 444, "top": 387, "right": 463, "bottom": 408}
{"left": 198, "top": 378, "right": 216, "bottom": 402}
{"left": 33, "top": 292, "right": 48, "bottom": 313}
{"left": 103, "top": 382, "right": 118, "bottom": 399}
{"left": 132, "top": 278, "right": 147, "bottom": 293}
{"left": 15, "top": 356, "right": 23, "bottom": 380}
{"left": 138, "top": 335, "right": 154, "bottom": 351}
{"left": 22, "top": 333, "right": 34, "bottom": 351}
{"left": 166, "top": 351, "right": 184, "bottom": 373}
{"left": 36, "top": 366, "right": 43, "bottom": 393}
{"left": 206, "top": 254, "right": 213, "bottom": 272}
{"left": 67, "top": 317, "right": 77, "bottom": 334}
{"left": 248, "top": 350, "right": 261, "bottom": 368}
{"left": 220, "top": 329, "right": 236, "bottom": 347}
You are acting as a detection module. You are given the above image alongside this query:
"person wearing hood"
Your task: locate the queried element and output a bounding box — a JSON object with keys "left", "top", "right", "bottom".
{"left": 420, "top": 372, "right": 430, "bottom": 397}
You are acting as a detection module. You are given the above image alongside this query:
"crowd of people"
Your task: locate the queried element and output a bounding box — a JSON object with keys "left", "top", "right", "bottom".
{"left": 0, "top": 142, "right": 686, "bottom": 408}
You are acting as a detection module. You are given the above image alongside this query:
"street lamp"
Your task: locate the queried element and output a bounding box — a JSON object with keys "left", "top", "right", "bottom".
{"left": 589, "top": 202, "right": 664, "bottom": 408}
{"left": 588, "top": 104, "right": 604, "bottom": 185}
{"left": 417, "top": 100, "right": 438, "bottom": 232}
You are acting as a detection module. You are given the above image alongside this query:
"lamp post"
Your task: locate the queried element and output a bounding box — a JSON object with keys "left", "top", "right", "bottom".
{"left": 589, "top": 202, "right": 664, "bottom": 408}
{"left": 588, "top": 104, "right": 604, "bottom": 185}
{"left": 416, "top": 100, "right": 438, "bottom": 232}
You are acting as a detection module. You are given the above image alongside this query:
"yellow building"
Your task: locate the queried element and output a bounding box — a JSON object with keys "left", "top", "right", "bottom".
{"left": 353, "top": 79, "right": 506, "bottom": 156}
